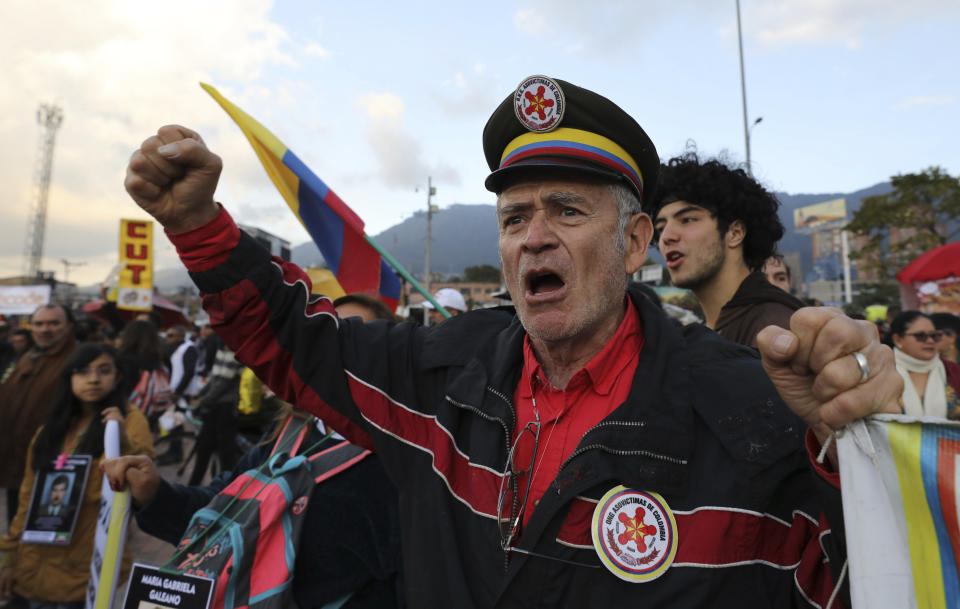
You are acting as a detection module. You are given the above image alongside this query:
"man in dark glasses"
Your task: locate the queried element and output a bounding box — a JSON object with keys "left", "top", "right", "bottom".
{"left": 124, "top": 75, "right": 902, "bottom": 608}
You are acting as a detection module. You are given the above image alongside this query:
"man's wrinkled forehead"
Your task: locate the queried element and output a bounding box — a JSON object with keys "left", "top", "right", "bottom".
{"left": 497, "top": 185, "right": 589, "bottom": 209}
{"left": 496, "top": 171, "right": 613, "bottom": 204}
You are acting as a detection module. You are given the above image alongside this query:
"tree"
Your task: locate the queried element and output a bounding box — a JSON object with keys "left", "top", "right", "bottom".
{"left": 846, "top": 166, "right": 960, "bottom": 280}
{"left": 852, "top": 281, "right": 901, "bottom": 310}
{"left": 463, "top": 264, "right": 501, "bottom": 283}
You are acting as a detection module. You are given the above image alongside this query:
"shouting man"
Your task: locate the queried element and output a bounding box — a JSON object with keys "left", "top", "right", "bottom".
{"left": 114, "top": 75, "right": 901, "bottom": 607}
{"left": 650, "top": 154, "right": 804, "bottom": 347}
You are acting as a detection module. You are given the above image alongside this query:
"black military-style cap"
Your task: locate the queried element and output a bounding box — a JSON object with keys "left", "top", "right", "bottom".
{"left": 483, "top": 75, "right": 659, "bottom": 203}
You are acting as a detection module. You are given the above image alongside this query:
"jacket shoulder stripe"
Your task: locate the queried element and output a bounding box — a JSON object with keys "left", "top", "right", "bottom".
{"left": 345, "top": 373, "right": 504, "bottom": 519}
{"left": 205, "top": 277, "right": 371, "bottom": 449}
{"left": 270, "top": 260, "right": 339, "bottom": 323}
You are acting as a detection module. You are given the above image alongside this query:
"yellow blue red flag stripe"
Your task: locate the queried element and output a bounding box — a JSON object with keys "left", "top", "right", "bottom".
{"left": 200, "top": 83, "right": 401, "bottom": 309}
{"left": 837, "top": 415, "right": 960, "bottom": 608}
{"left": 894, "top": 421, "right": 960, "bottom": 607}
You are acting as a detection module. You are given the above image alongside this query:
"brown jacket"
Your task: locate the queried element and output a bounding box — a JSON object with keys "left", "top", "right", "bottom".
{"left": 0, "top": 335, "right": 76, "bottom": 489}
{"left": 0, "top": 408, "right": 154, "bottom": 602}
{"left": 715, "top": 272, "right": 804, "bottom": 348}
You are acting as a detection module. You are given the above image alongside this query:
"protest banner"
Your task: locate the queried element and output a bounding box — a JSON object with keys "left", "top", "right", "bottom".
{"left": 0, "top": 284, "right": 51, "bottom": 314}
{"left": 838, "top": 414, "right": 960, "bottom": 608}
{"left": 86, "top": 420, "right": 131, "bottom": 609}
{"left": 117, "top": 219, "right": 153, "bottom": 312}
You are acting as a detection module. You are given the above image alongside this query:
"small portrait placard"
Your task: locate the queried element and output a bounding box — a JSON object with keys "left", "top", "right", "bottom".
{"left": 21, "top": 454, "right": 91, "bottom": 545}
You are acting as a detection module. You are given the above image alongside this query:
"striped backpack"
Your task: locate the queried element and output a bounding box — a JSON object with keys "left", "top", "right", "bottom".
{"left": 170, "top": 417, "right": 370, "bottom": 608}
{"left": 129, "top": 367, "right": 173, "bottom": 419}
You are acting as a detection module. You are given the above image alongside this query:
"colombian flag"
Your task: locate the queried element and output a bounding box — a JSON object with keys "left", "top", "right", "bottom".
{"left": 201, "top": 83, "right": 401, "bottom": 310}
{"left": 838, "top": 415, "right": 960, "bottom": 608}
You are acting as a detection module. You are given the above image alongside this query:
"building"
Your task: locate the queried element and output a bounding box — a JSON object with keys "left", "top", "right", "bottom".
{"left": 238, "top": 224, "right": 291, "bottom": 261}
{"left": 406, "top": 281, "right": 504, "bottom": 310}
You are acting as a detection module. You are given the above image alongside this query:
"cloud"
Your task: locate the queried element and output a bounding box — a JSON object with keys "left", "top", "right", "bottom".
{"left": 356, "top": 92, "right": 460, "bottom": 189}
{"left": 511, "top": 1, "right": 724, "bottom": 56}
{"left": 514, "top": 9, "right": 548, "bottom": 36}
{"left": 895, "top": 95, "right": 956, "bottom": 109}
{"left": 511, "top": 0, "right": 959, "bottom": 55}
{"left": 0, "top": 0, "right": 306, "bottom": 285}
{"left": 749, "top": 0, "right": 960, "bottom": 48}
{"left": 357, "top": 92, "right": 405, "bottom": 120}
{"left": 435, "top": 66, "right": 502, "bottom": 117}
{"left": 304, "top": 42, "right": 330, "bottom": 58}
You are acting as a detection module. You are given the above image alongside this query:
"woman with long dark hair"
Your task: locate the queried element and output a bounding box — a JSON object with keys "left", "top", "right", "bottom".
{"left": 0, "top": 343, "right": 154, "bottom": 608}
{"left": 118, "top": 320, "right": 172, "bottom": 422}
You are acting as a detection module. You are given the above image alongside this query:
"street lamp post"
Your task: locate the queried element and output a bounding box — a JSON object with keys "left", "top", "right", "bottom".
{"left": 748, "top": 116, "right": 763, "bottom": 171}
{"left": 736, "top": 0, "right": 753, "bottom": 176}
{"left": 423, "top": 176, "right": 437, "bottom": 326}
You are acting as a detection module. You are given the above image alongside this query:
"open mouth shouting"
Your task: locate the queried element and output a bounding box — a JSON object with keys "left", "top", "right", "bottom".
{"left": 524, "top": 267, "right": 567, "bottom": 302}
{"left": 664, "top": 250, "right": 685, "bottom": 270}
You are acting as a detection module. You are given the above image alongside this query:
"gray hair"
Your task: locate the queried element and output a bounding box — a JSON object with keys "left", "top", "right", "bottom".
{"left": 611, "top": 183, "right": 642, "bottom": 254}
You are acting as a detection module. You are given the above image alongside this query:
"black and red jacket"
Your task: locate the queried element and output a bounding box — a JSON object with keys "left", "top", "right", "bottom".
{"left": 172, "top": 208, "right": 848, "bottom": 608}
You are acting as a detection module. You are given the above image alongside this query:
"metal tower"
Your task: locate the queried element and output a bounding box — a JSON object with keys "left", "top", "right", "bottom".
{"left": 22, "top": 104, "right": 64, "bottom": 279}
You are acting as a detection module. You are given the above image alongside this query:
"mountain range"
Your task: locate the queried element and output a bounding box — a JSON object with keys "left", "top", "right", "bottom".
{"left": 150, "top": 182, "right": 893, "bottom": 291}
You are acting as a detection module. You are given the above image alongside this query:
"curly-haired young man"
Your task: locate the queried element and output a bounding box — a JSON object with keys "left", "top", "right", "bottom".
{"left": 649, "top": 153, "right": 803, "bottom": 348}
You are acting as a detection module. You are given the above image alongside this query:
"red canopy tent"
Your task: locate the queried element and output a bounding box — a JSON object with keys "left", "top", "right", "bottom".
{"left": 896, "top": 241, "right": 960, "bottom": 284}
{"left": 82, "top": 296, "right": 191, "bottom": 330}
{"left": 897, "top": 242, "right": 960, "bottom": 314}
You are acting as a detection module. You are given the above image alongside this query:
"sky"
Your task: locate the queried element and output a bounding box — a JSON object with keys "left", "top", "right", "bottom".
{"left": 1, "top": 0, "right": 958, "bottom": 287}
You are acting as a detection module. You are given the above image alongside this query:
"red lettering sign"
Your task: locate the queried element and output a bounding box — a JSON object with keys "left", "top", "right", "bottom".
{"left": 127, "top": 221, "right": 148, "bottom": 239}
{"left": 125, "top": 244, "right": 148, "bottom": 260}
{"left": 128, "top": 265, "right": 146, "bottom": 284}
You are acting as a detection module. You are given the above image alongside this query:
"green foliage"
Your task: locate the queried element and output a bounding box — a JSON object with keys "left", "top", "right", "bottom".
{"left": 463, "top": 264, "right": 501, "bottom": 283}
{"left": 853, "top": 281, "right": 901, "bottom": 310}
{"left": 846, "top": 167, "right": 960, "bottom": 280}
{"left": 842, "top": 303, "right": 866, "bottom": 319}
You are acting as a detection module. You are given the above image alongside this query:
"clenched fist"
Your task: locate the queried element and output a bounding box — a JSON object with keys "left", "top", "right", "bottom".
{"left": 124, "top": 125, "right": 222, "bottom": 233}
{"left": 757, "top": 307, "right": 903, "bottom": 463}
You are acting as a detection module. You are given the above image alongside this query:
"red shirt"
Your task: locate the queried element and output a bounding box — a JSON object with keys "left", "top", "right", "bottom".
{"left": 510, "top": 298, "right": 644, "bottom": 527}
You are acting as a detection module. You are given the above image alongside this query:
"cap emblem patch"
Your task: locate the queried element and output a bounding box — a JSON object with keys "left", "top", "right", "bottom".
{"left": 514, "top": 75, "right": 565, "bottom": 133}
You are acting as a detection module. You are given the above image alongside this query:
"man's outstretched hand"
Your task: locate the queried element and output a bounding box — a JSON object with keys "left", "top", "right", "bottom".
{"left": 124, "top": 125, "right": 222, "bottom": 234}
{"left": 757, "top": 307, "right": 903, "bottom": 451}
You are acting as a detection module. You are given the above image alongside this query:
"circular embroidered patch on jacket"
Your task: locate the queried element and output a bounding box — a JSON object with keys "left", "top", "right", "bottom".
{"left": 513, "top": 75, "right": 565, "bottom": 132}
{"left": 591, "top": 486, "right": 677, "bottom": 582}
{"left": 292, "top": 496, "right": 309, "bottom": 515}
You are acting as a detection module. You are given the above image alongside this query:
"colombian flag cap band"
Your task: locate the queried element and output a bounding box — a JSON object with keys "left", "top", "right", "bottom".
{"left": 499, "top": 128, "right": 644, "bottom": 195}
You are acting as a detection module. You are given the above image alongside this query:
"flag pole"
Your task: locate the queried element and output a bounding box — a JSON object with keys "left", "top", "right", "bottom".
{"left": 365, "top": 235, "right": 451, "bottom": 319}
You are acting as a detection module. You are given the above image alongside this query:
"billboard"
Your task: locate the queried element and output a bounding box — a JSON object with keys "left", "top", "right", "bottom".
{"left": 0, "top": 285, "right": 51, "bottom": 314}
{"left": 794, "top": 198, "right": 847, "bottom": 230}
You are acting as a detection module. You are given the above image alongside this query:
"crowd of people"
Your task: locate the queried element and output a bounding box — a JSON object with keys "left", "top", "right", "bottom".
{"left": 0, "top": 294, "right": 408, "bottom": 608}
{"left": 0, "top": 73, "right": 955, "bottom": 608}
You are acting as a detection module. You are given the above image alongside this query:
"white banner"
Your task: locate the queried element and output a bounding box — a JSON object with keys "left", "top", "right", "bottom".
{"left": 838, "top": 415, "right": 960, "bottom": 609}
{"left": 0, "top": 285, "right": 51, "bottom": 314}
{"left": 86, "top": 420, "right": 131, "bottom": 609}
